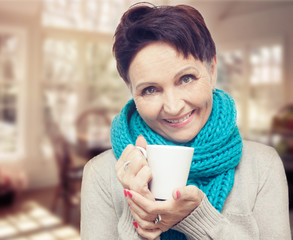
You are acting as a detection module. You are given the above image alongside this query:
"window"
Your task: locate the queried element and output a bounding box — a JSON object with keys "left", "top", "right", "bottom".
{"left": 42, "top": 0, "right": 125, "bottom": 33}
{"left": 218, "top": 42, "right": 284, "bottom": 142}
{"left": 43, "top": 38, "right": 80, "bottom": 140}
{"left": 217, "top": 50, "right": 245, "bottom": 128}
{"left": 0, "top": 28, "right": 26, "bottom": 159}
{"left": 248, "top": 45, "right": 283, "bottom": 133}
{"left": 42, "top": 36, "right": 129, "bottom": 142}
{"left": 41, "top": 0, "right": 132, "bottom": 151}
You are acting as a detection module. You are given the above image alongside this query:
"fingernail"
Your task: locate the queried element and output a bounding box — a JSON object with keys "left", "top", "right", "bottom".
{"left": 133, "top": 222, "right": 138, "bottom": 228}
{"left": 127, "top": 191, "right": 133, "bottom": 198}
{"left": 124, "top": 189, "right": 127, "bottom": 197}
{"left": 176, "top": 190, "right": 181, "bottom": 199}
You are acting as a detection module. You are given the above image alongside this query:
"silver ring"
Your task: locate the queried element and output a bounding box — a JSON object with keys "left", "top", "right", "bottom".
{"left": 123, "top": 161, "right": 130, "bottom": 170}
{"left": 154, "top": 214, "right": 161, "bottom": 224}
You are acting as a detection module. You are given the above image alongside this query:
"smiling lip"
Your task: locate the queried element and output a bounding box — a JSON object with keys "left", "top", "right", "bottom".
{"left": 163, "top": 110, "right": 195, "bottom": 128}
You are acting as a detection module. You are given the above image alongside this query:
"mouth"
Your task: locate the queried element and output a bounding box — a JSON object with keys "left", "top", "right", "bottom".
{"left": 163, "top": 110, "right": 195, "bottom": 128}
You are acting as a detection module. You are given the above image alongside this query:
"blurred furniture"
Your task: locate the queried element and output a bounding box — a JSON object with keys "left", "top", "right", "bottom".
{"left": 270, "top": 104, "right": 293, "bottom": 169}
{"left": 75, "top": 108, "right": 112, "bottom": 160}
{"left": 0, "top": 186, "right": 15, "bottom": 207}
{"left": 0, "top": 164, "right": 27, "bottom": 207}
{"left": 44, "top": 108, "right": 112, "bottom": 222}
{"left": 45, "top": 116, "right": 84, "bottom": 223}
{"left": 270, "top": 104, "right": 293, "bottom": 208}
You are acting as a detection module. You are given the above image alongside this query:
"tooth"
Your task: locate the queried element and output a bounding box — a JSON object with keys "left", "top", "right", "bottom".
{"left": 167, "top": 112, "right": 191, "bottom": 123}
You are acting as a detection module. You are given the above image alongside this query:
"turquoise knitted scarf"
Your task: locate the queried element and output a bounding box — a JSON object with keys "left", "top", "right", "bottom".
{"left": 111, "top": 89, "right": 243, "bottom": 239}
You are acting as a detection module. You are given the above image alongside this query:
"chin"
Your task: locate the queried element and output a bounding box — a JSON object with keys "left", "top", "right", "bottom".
{"left": 166, "top": 133, "right": 197, "bottom": 144}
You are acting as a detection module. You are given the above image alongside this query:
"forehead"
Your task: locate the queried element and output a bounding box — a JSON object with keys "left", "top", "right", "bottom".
{"left": 128, "top": 42, "right": 205, "bottom": 82}
{"left": 132, "top": 42, "right": 182, "bottom": 67}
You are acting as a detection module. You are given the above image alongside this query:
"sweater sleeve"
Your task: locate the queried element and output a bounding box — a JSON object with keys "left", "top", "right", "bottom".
{"left": 80, "top": 152, "right": 145, "bottom": 240}
{"left": 173, "top": 148, "right": 291, "bottom": 240}
{"left": 80, "top": 158, "right": 119, "bottom": 239}
{"left": 173, "top": 196, "right": 235, "bottom": 240}
{"left": 252, "top": 148, "right": 291, "bottom": 239}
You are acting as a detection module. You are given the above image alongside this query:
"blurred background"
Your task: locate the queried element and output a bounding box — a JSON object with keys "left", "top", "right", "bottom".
{"left": 0, "top": 0, "right": 293, "bottom": 239}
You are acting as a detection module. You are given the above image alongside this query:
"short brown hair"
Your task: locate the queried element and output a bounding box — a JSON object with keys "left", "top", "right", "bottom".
{"left": 113, "top": 3, "right": 216, "bottom": 83}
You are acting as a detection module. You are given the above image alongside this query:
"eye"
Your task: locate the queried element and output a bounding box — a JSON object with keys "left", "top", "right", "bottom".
{"left": 180, "top": 74, "right": 197, "bottom": 84}
{"left": 142, "top": 86, "right": 157, "bottom": 95}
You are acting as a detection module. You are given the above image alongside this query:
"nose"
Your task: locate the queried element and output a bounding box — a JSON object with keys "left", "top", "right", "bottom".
{"left": 162, "top": 90, "right": 184, "bottom": 116}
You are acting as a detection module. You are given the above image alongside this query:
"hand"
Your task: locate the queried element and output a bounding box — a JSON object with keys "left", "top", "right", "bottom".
{"left": 115, "top": 136, "right": 154, "bottom": 200}
{"left": 125, "top": 185, "right": 204, "bottom": 240}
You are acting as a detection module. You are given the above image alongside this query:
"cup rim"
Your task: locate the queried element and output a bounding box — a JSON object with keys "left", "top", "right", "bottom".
{"left": 146, "top": 145, "right": 194, "bottom": 151}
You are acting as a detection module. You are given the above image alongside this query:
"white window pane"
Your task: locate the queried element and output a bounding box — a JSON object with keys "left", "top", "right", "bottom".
{"left": 250, "top": 44, "right": 282, "bottom": 85}
{"left": 43, "top": 39, "right": 80, "bottom": 83}
{"left": 42, "top": 0, "right": 82, "bottom": 29}
{"left": 0, "top": 33, "right": 21, "bottom": 156}
{"left": 42, "top": 0, "right": 125, "bottom": 33}
{"left": 0, "top": 34, "right": 19, "bottom": 54}
{"left": 85, "top": 41, "right": 128, "bottom": 107}
{"left": 43, "top": 38, "right": 80, "bottom": 138}
{"left": 272, "top": 45, "right": 282, "bottom": 63}
{"left": 248, "top": 43, "right": 283, "bottom": 134}
{"left": 0, "top": 35, "right": 20, "bottom": 81}
{"left": 260, "top": 47, "right": 270, "bottom": 65}
{"left": 217, "top": 50, "right": 244, "bottom": 129}
{"left": 0, "top": 108, "right": 17, "bottom": 153}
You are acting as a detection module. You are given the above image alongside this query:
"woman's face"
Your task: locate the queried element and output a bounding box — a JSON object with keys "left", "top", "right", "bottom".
{"left": 128, "top": 42, "right": 217, "bottom": 143}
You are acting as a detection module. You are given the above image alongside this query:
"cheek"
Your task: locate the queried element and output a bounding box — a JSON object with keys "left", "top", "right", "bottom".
{"left": 134, "top": 97, "right": 162, "bottom": 120}
{"left": 187, "top": 85, "right": 213, "bottom": 107}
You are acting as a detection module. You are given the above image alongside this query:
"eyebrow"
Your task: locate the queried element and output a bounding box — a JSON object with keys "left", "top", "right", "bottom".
{"left": 173, "top": 66, "right": 199, "bottom": 79}
{"left": 135, "top": 66, "right": 199, "bottom": 90}
{"left": 135, "top": 82, "right": 158, "bottom": 90}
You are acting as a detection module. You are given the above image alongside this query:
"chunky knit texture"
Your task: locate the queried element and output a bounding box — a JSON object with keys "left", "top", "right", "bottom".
{"left": 110, "top": 89, "right": 243, "bottom": 239}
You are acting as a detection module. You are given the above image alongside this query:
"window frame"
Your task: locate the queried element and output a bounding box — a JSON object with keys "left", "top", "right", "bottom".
{"left": 0, "top": 25, "right": 27, "bottom": 161}
{"left": 41, "top": 26, "right": 124, "bottom": 143}
{"left": 217, "top": 36, "right": 285, "bottom": 140}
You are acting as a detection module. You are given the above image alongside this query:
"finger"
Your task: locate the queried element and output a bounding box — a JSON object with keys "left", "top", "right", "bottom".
{"left": 135, "top": 165, "right": 152, "bottom": 183}
{"left": 117, "top": 147, "right": 149, "bottom": 191}
{"left": 116, "top": 145, "right": 146, "bottom": 178}
{"left": 172, "top": 185, "right": 204, "bottom": 204}
{"left": 128, "top": 196, "right": 157, "bottom": 222}
{"left": 116, "top": 145, "right": 138, "bottom": 188}
{"left": 135, "top": 224, "right": 162, "bottom": 240}
{"left": 126, "top": 148, "right": 148, "bottom": 176}
{"left": 135, "top": 135, "right": 147, "bottom": 148}
{"left": 129, "top": 207, "right": 157, "bottom": 230}
{"left": 115, "top": 144, "right": 134, "bottom": 171}
{"left": 130, "top": 166, "right": 154, "bottom": 200}
{"left": 128, "top": 190, "right": 169, "bottom": 215}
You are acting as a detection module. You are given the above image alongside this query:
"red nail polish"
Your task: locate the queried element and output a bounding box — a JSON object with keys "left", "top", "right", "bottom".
{"left": 124, "top": 189, "right": 127, "bottom": 197}
{"left": 127, "top": 191, "right": 133, "bottom": 198}
{"left": 176, "top": 190, "right": 181, "bottom": 199}
{"left": 133, "top": 222, "right": 138, "bottom": 228}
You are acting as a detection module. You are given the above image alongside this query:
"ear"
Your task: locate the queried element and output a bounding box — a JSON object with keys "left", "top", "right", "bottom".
{"left": 210, "top": 56, "right": 217, "bottom": 89}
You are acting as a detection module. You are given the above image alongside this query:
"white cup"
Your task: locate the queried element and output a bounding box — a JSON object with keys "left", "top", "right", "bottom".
{"left": 137, "top": 145, "right": 194, "bottom": 200}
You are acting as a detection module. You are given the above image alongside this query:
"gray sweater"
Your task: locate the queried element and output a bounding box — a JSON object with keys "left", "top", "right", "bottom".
{"left": 81, "top": 140, "right": 291, "bottom": 239}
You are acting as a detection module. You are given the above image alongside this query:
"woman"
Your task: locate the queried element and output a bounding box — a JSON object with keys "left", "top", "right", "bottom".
{"left": 81, "top": 3, "right": 291, "bottom": 240}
